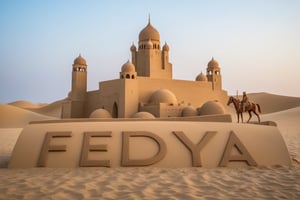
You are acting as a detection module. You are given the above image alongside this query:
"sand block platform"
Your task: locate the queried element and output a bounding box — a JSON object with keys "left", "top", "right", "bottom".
{"left": 9, "top": 119, "right": 291, "bottom": 168}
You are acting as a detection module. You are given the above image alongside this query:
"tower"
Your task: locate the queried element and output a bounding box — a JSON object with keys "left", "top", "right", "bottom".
{"left": 206, "top": 57, "right": 222, "bottom": 90}
{"left": 131, "top": 18, "right": 172, "bottom": 79}
{"left": 71, "top": 54, "right": 87, "bottom": 100}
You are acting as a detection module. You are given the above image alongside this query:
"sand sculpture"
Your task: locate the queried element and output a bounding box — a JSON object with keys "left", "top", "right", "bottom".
{"left": 9, "top": 19, "right": 291, "bottom": 168}
{"left": 61, "top": 18, "right": 227, "bottom": 119}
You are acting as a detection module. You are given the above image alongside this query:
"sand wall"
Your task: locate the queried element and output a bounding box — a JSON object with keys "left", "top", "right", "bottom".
{"left": 9, "top": 121, "right": 291, "bottom": 168}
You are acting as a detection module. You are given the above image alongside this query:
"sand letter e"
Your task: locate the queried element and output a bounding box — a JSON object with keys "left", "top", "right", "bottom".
{"left": 122, "top": 131, "right": 167, "bottom": 166}
{"left": 173, "top": 131, "right": 217, "bottom": 167}
{"left": 80, "top": 132, "right": 112, "bottom": 167}
{"left": 37, "top": 132, "right": 72, "bottom": 167}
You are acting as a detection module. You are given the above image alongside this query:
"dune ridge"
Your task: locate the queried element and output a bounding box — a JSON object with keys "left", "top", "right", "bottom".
{"left": 0, "top": 104, "right": 56, "bottom": 128}
{"left": 8, "top": 100, "right": 47, "bottom": 109}
{"left": 27, "top": 99, "right": 63, "bottom": 118}
{"left": 239, "top": 93, "right": 300, "bottom": 114}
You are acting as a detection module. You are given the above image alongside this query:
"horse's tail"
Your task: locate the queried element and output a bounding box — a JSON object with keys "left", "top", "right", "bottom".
{"left": 256, "top": 104, "right": 261, "bottom": 113}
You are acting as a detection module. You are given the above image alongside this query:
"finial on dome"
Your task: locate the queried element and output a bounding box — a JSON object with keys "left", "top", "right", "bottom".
{"left": 148, "top": 14, "right": 151, "bottom": 24}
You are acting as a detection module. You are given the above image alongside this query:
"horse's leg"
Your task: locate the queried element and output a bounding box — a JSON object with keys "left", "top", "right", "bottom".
{"left": 237, "top": 112, "right": 239, "bottom": 123}
{"left": 247, "top": 111, "right": 252, "bottom": 123}
{"left": 241, "top": 112, "right": 243, "bottom": 123}
{"left": 253, "top": 110, "right": 260, "bottom": 123}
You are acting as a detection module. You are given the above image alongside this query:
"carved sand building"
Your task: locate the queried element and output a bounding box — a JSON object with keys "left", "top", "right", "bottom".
{"left": 61, "top": 20, "right": 228, "bottom": 118}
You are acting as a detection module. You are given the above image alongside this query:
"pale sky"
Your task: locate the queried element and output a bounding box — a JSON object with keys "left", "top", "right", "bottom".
{"left": 0, "top": 0, "right": 299, "bottom": 103}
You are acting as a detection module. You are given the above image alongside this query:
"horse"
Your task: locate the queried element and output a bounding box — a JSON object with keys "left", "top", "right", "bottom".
{"left": 227, "top": 96, "right": 261, "bottom": 123}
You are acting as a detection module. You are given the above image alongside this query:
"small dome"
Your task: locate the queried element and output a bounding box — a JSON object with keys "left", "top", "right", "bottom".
{"left": 149, "top": 89, "right": 178, "bottom": 105}
{"left": 145, "top": 40, "right": 153, "bottom": 49}
{"left": 197, "top": 101, "right": 225, "bottom": 116}
{"left": 139, "top": 21, "right": 160, "bottom": 41}
{"left": 181, "top": 106, "right": 198, "bottom": 117}
{"left": 130, "top": 43, "right": 136, "bottom": 51}
{"left": 73, "top": 54, "right": 87, "bottom": 66}
{"left": 207, "top": 57, "right": 220, "bottom": 71}
{"left": 131, "top": 112, "right": 156, "bottom": 119}
{"left": 89, "top": 109, "right": 112, "bottom": 118}
{"left": 196, "top": 72, "right": 208, "bottom": 81}
{"left": 121, "top": 60, "right": 136, "bottom": 73}
{"left": 163, "top": 42, "right": 169, "bottom": 51}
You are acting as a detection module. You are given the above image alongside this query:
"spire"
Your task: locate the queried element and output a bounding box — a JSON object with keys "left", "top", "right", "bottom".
{"left": 148, "top": 14, "right": 151, "bottom": 24}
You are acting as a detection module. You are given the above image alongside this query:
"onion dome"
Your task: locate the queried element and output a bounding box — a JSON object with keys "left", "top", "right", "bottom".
{"left": 121, "top": 60, "right": 136, "bottom": 73}
{"left": 181, "top": 106, "right": 198, "bottom": 117}
{"left": 130, "top": 43, "right": 137, "bottom": 51}
{"left": 73, "top": 54, "right": 87, "bottom": 66}
{"left": 131, "top": 112, "right": 156, "bottom": 119}
{"left": 195, "top": 72, "right": 208, "bottom": 81}
{"left": 149, "top": 89, "right": 178, "bottom": 105}
{"left": 197, "top": 101, "right": 225, "bottom": 116}
{"left": 89, "top": 109, "right": 112, "bottom": 118}
{"left": 207, "top": 57, "right": 220, "bottom": 71}
{"left": 139, "top": 21, "right": 160, "bottom": 41}
{"left": 162, "top": 42, "right": 169, "bottom": 51}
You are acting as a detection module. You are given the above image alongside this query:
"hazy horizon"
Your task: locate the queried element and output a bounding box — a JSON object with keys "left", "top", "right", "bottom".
{"left": 1, "top": 1, "right": 299, "bottom": 103}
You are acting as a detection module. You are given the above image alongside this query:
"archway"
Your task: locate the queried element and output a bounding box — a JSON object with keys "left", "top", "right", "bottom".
{"left": 112, "top": 102, "right": 118, "bottom": 118}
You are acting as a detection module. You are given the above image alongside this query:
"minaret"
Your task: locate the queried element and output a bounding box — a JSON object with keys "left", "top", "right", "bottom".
{"left": 132, "top": 18, "right": 172, "bottom": 79}
{"left": 71, "top": 54, "right": 87, "bottom": 100}
{"left": 206, "top": 57, "right": 222, "bottom": 90}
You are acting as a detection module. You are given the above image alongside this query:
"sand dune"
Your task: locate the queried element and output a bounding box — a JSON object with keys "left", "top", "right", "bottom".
{"left": 8, "top": 100, "right": 47, "bottom": 109}
{"left": 230, "top": 92, "right": 300, "bottom": 114}
{"left": 27, "top": 99, "right": 63, "bottom": 118}
{"left": 0, "top": 104, "right": 56, "bottom": 128}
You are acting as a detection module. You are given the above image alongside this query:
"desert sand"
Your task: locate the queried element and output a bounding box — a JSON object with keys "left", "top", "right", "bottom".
{"left": 0, "top": 93, "right": 299, "bottom": 199}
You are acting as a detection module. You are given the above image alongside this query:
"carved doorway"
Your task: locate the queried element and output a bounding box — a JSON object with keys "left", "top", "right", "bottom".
{"left": 112, "top": 102, "right": 118, "bottom": 118}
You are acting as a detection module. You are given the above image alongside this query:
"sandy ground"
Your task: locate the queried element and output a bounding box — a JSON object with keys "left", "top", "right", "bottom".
{"left": 0, "top": 93, "right": 300, "bottom": 199}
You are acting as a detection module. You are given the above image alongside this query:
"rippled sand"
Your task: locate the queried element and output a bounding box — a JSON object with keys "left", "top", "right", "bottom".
{"left": 0, "top": 166, "right": 300, "bottom": 200}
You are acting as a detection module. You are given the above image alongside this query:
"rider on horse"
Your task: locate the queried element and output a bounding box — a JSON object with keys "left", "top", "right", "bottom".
{"left": 242, "top": 91, "right": 250, "bottom": 112}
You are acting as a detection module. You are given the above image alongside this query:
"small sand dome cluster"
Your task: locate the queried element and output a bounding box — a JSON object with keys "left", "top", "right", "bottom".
{"left": 89, "top": 109, "right": 112, "bottom": 118}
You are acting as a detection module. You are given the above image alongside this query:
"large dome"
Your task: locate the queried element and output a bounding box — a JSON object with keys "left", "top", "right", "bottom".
{"left": 149, "top": 89, "right": 178, "bottom": 105}
{"left": 139, "top": 22, "right": 160, "bottom": 41}
{"left": 73, "top": 54, "right": 87, "bottom": 66}
{"left": 197, "top": 101, "right": 225, "bottom": 116}
{"left": 89, "top": 109, "right": 112, "bottom": 118}
{"left": 121, "top": 60, "right": 136, "bottom": 73}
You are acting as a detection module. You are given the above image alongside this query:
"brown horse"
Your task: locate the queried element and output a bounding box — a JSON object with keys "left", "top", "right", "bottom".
{"left": 227, "top": 96, "right": 261, "bottom": 123}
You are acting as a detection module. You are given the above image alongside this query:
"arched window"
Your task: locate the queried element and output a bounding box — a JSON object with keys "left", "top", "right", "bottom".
{"left": 126, "top": 74, "right": 130, "bottom": 79}
{"left": 132, "top": 75, "right": 135, "bottom": 79}
{"left": 112, "top": 102, "right": 118, "bottom": 118}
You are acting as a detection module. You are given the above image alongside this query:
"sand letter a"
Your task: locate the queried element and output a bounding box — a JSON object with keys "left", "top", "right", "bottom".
{"left": 219, "top": 131, "right": 257, "bottom": 167}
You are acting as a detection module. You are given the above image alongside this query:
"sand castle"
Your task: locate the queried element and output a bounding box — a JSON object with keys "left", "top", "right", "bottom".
{"left": 8, "top": 20, "right": 291, "bottom": 168}
{"left": 61, "top": 19, "right": 228, "bottom": 119}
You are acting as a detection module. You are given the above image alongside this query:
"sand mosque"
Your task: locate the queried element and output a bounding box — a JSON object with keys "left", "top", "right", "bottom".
{"left": 61, "top": 20, "right": 228, "bottom": 119}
